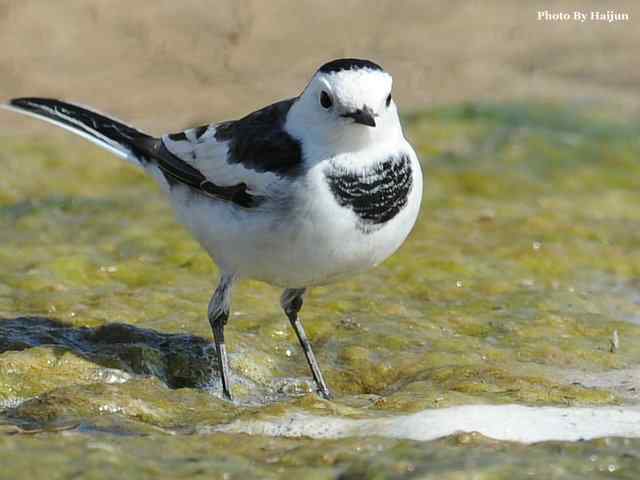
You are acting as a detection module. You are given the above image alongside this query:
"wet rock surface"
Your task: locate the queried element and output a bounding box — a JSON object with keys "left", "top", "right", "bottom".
{"left": 0, "top": 317, "right": 216, "bottom": 392}
{"left": 2, "top": 104, "right": 640, "bottom": 478}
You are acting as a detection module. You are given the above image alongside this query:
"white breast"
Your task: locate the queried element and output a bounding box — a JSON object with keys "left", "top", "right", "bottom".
{"left": 282, "top": 144, "right": 423, "bottom": 286}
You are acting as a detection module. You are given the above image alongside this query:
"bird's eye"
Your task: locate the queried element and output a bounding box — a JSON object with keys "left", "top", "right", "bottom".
{"left": 320, "top": 91, "right": 333, "bottom": 109}
{"left": 386, "top": 93, "right": 392, "bottom": 107}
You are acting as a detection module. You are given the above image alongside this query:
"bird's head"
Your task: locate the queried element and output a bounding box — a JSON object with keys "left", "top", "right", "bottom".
{"left": 286, "top": 58, "right": 402, "bottom": 153}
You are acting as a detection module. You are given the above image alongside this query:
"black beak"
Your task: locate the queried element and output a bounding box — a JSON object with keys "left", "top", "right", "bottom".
{"left": 341, "top": 106, "right": 376, "bottom": 127}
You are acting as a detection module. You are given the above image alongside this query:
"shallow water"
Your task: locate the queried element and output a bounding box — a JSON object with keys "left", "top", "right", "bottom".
{"left": 2, "top": 102, "right": 640, "bottom": 478}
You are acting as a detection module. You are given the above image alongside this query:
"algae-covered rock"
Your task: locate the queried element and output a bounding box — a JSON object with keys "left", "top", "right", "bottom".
{"left": 7, "top": 377, "right": 239, "bottom": 428}
{"left": 3, "top": 103, "right": 640, "bottom": 477}
{"left": 0, "top": 345, "right": 129, "bottom": 405}
{"left": 1, "top": 429, "right": 639, "bottom": 479}
{"left": 0, "top": 317, "right": 220, "bottom": 392}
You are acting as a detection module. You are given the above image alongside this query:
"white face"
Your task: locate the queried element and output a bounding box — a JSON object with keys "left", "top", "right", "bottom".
{"left": 286, "top": 67, "right": 402, "bottom": 152}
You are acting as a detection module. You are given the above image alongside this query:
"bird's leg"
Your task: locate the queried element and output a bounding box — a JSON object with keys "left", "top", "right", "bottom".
{"left": 208, "top": 274, "right": 235, "bottom": 400}
{"left": 280, "top": 288, "right": 332, "bottom": 400}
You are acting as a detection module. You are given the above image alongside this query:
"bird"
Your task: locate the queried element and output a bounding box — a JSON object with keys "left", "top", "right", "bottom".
{"left": 2, "top": 58, "right": 423, "bottom": 401}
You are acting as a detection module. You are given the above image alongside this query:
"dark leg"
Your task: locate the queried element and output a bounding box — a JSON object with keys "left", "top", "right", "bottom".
{"left": 281, "top": 288, "right": 332, "bottom": 400}
{"left": 208, "top": 274, "right": 234, "bottom": 400}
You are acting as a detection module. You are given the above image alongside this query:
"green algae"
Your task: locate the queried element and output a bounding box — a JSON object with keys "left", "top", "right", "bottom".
{"left": 0, "top": 345, "right": 127, "bottom": 405}
{"left": 1, "top": 430, "right": 639, "bottom": 479}
{"left": 2, "top": 102, "right": 640, "bottom": 477}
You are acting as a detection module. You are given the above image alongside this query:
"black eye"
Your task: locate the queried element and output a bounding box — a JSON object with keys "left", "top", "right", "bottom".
{"left": 386, "top": 93, "right": 392, "bottom": 107}
{"left": 320, "top": 91, "right": 333, "bottom": 109}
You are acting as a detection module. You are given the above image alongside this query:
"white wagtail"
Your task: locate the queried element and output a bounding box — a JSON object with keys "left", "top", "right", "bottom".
{"left": 3, "top": 58, "right": 423, "bottom": 400}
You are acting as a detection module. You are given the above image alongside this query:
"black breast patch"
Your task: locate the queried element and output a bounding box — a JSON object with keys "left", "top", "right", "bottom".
{"left": 325, "top": 154, "right": 413, "bottom": 233}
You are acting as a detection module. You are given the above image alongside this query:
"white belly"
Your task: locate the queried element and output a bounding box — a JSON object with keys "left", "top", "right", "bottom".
{"left": 169, "top": 153, "right": 423, "bottom": 288}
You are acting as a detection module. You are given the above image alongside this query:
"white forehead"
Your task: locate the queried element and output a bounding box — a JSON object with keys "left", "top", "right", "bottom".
{"left": 315, "top": 69, "right": 392, "bottom": 108}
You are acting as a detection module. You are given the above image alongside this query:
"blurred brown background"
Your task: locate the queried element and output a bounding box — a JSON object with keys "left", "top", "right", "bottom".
{"left": 1, "top": 0, "right": 638, "bottom": 133}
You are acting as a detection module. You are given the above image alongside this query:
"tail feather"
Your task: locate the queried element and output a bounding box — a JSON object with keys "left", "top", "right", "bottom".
{"left": 2, "top": 97, "right": 151, "bottom": 167}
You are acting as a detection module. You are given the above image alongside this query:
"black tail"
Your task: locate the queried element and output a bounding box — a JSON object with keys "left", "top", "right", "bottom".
{"left": 4, "top": 97, "right": 152, "bottom": 166}
{"left": 3, "top": 97, "right": 259, "bottom": 205}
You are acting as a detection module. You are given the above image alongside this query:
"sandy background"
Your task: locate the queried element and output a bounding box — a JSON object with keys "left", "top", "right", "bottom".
{"left": 0, "top": 0, "right": 639, "bottom": 133}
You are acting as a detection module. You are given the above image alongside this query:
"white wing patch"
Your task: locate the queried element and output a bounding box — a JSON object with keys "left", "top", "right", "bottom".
{"left": 161, "top": 125, "right": 282, "bottom": 194}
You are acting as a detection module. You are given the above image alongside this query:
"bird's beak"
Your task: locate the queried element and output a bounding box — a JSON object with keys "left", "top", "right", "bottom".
{"left": 341, "top": 106, "right": 376, "bottom": 127}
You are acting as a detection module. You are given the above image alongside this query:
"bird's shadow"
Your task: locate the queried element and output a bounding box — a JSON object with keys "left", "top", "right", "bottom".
{"left": 0, "top": 316, "right": 218, "bottom": 389}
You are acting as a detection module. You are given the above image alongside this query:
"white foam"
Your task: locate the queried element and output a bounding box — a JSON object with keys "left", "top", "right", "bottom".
{"left": 213, "top": 404, "right": 640, "bottom": 443}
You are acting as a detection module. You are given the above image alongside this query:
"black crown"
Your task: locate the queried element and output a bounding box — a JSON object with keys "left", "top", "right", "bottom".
{"left": 318, "top": 58, "right": 384, "bottom": 74}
